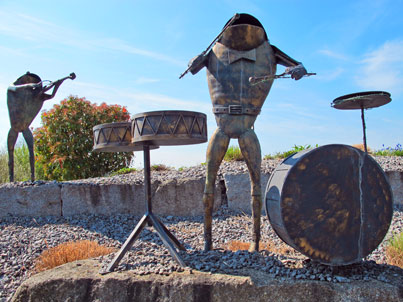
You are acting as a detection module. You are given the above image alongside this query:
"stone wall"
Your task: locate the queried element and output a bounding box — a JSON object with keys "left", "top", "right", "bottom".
{"left": 0, "top": 171, "right": 402, "bottom": 217}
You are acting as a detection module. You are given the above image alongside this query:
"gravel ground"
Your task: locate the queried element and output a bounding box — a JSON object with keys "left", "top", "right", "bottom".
{"left": 1, "top": 157, "right": 403, "bottom": 301}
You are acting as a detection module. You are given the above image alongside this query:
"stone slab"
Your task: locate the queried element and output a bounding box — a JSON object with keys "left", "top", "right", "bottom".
{"left": 0, "top": 183, "right": 61, "bottom": 217}
{"left": 224, "top": 173, "right": 269, "bottom": 214}
{"left": 12, "top": 259, "right": 403, "bottom": 302}
{"left": 386, "top": 171, "right": 403, "bottom": 205}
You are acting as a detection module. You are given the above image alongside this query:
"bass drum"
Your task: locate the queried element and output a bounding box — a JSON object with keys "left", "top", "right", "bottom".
{"left": 265, "top": 144, "right": 393, "bottom": 265}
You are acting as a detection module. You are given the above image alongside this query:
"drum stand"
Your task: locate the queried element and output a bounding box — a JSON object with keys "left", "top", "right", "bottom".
{"left": 100, "top": 144, "right": 186, "bottom": 274}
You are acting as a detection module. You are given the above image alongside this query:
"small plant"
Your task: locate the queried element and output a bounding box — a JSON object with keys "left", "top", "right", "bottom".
{"left": 223, "top": 145, "right": 244, "bottom": 161}
{"left": 0, "top": 142, "right": 38, "bottom": 183}
{"left": 386, "top": 232, "right": 403, "bottom": 268}
{"left": 151, "top": 164, "right": 170, "bottom": 171}
{"left": 374, "top": 144, "right": 403, "bottom": 157}
{"left": 109, "top": 167, "right": 137, "bottom": 176}
{"left": 34, "top": 240, "right": 115, "bottom": 273}
{"left": 264, "top": 144, "right": 318, "bottom": 160}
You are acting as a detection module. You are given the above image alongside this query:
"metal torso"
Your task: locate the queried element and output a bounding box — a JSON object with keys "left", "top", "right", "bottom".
{"left": 7, "top": 74, "right": 44, "bottom": 132}
{"left": 206, "top": 25, "right": 276, "bottom": 138}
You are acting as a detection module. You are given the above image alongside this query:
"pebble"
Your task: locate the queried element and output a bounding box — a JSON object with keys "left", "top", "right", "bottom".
{"left": 1, "top": 158, "right": 403, "bottom": 301}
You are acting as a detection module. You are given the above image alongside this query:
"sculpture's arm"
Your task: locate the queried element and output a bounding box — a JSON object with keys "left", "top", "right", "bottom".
{"left": 271, "top": 44, "right": 307, "bottom": 80}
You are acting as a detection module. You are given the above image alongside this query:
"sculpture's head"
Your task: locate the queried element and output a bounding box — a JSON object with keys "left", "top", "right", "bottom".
{"left": 14, "top": 72, "right": 42, "bottom": 87}
{"left": 219, "top": 13, "right": 268, "bottom": 51}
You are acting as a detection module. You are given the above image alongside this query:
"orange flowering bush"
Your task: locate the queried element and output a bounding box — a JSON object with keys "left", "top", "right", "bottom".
{"left": 34, "top": 96, "right": 133, "bottom": 180}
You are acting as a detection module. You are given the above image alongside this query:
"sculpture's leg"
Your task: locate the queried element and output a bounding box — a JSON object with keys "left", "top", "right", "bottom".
{"left": 203, "top": 128, "right": 230, "bottom": 251}
{"left": 22, "top": 128, "right": 35, "bottom": 182}
{"left": 238, "top": 129, "right": 262, "bottom": 252}
{"left": 7, "top": 129, "right": 19, "bottom": 182}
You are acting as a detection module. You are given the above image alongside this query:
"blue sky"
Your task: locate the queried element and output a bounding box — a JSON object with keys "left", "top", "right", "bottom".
{"left": 1, "top": 0, "right": 402, "bottom": 168}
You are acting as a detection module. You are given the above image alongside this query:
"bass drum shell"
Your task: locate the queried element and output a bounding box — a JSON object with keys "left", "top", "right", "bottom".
{"left": 131, "top": 110, "right": 207, "bottom": 146}
{"left": 265, "top": 144, "right": 393, "bottom": 266}
{"left": 93, "top": 122, "right": 158, "bottom": 152}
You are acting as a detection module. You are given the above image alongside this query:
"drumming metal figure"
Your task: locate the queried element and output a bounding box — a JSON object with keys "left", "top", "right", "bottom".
{"left": 181, "top": 13, "right": 308, "bottom": 251}
{"left": 7, "top": 72, "right": 76, "bottom": 182}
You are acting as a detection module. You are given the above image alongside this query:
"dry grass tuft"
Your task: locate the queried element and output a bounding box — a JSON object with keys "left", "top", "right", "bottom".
{"left": 386, "top": 246, "right": 403, "bottom": 268}
{"left": 34, "top": 240, "right": 115, "bottom": 273}
{"left": 352, "top": 143, "right": 372, "bottom": 153}
{"left": 222, "top": 239, "right": 296, "bottom": 255}
{"left": 386, "top": 232, "right": 403, "bottom": 268}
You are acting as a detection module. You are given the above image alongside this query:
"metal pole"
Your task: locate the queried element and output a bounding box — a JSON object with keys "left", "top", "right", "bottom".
{"left": 361, "top": 107, "right": 368, "bottom": 153}
{"left": 143, "top": 145, "right": 152, "bottom": 213}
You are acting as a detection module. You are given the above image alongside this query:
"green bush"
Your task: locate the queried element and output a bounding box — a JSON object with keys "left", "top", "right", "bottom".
{"left": 374, "top": 144, "right": 403, "bottom": 156}
{"left": 223, "top": 145, "right": 244, "bottom": 161}
{"left": 264, "top": 144, "right": 318, "bottom": 160}
{"left": 0, "top": 142, "right": 35, "bottom": 183}
{"left": 33, "top": 96, "right": 134, "bottom": 181}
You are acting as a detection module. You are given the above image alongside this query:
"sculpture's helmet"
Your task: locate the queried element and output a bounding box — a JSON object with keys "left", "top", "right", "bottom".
{"left": 14, "top": 72, "right": 42, "bottom": 87}
{"left": 220, "top": 13, "right": 268, "bottom": 51}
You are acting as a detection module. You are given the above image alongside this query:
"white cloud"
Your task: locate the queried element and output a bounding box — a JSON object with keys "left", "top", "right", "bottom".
{"left": 318, "top": 49, "right": 349, "bottom": 61}
{"left": 355, "top": 40, "right": 403, "bottom": 95}
{"left": 0, "top": 10, "right": 184, "bottom": 66}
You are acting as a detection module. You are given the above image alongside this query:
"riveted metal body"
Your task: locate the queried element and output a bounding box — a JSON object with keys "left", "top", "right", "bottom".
{"left": 265, "top": 144, "right": 393, "bottom": 265}
{"left": 182, "top": 13, "right": 309, "bottom": 252}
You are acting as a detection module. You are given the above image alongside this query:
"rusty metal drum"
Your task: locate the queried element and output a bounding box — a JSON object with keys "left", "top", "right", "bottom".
{"left": 93, "top": 122, "right": 158, "bottom": 152}
{"left": 131, "top": 110, "right": 207, "bottom": 146}
{"left": 265, "top": 144, "right": 393, "bottom": 265}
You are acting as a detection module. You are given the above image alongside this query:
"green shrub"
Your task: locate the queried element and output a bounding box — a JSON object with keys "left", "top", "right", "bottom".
{"left": 223, "top": 145, "right": 244, "bottom": 161}
{"left": 264, "top": 144, "right": 318, "bottom": 160}
{"left": 374, "top": 144, "right": 403, "bottom": 156}
{"left": 0, "top": 142, "right": 36, "bottom": 183}
{"left": 109, "top": 167, "right": 137, "bottom": 176}
{"left": 151, "top": 164, "right": 170, "bottom": 171}
{"left": 33, "top": 96, "right": 134, "bottom": 181}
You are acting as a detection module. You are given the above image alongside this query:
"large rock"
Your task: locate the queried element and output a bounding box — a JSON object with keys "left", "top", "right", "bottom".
{"left": 12, "top": 259, "right": 403, "bottom": 302}
{"left": 386, "top": 171, "right": 403, "bottom": 205}
{"left": 224, "top": 173, "right": 269, "bottom": 214}
{"left": 0, "top": 182, "right": 61, "bottom": 216}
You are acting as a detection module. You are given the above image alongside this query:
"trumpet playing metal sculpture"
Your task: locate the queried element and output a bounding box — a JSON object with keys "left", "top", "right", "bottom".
{"left": 181, "top": 13, "right": 312, "bottom": 251}
{"left": 7, "top": 72, "right": 76, "bottom": 182}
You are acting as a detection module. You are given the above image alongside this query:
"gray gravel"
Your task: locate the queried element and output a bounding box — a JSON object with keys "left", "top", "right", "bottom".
{"left": 1, "top": 157, "right": 403, "bottom": 301}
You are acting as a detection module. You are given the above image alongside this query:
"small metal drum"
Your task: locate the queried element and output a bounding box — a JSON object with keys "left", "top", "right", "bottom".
{"left": 131, "top": 110, "right": 207, "bottom": 146}
{"left": 93, "top": 122, "right": 158, "bottom": 152}
{"left": 265, "top": 144, "right": 393, "bottom": 265}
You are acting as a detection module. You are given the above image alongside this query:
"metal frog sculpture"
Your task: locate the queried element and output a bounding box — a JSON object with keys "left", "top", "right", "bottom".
{"left": 181, "top": 13, "right": 310, "bottom": 252}
{"left": 7, "top": 72, "right": 76, "bottom": 182}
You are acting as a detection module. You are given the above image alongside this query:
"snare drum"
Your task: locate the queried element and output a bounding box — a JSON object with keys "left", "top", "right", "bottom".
{"left": 131, "top": 110, "right": 207, "bottom": 146}
{"left": 93, "top": 122, "right": 158, "bottom": 152}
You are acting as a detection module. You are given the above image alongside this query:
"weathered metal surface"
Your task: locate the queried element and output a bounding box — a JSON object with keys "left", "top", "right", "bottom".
{"left": 93, "top": 122, "right": 158, "bottom": 152}
{"left": 265, "top": 144, "right": 393, "bottom": 265}
{"left": 181, "top": 13, "right": 309, "bottom": 252}
{"left": 7, "top": 72, "right": 75, "bottom": 182}
{"left": 331, "top": 91, "right": 391, "bottom": 110}
{"left": 131, "top": 110, "right": 207, "bottom": 146}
